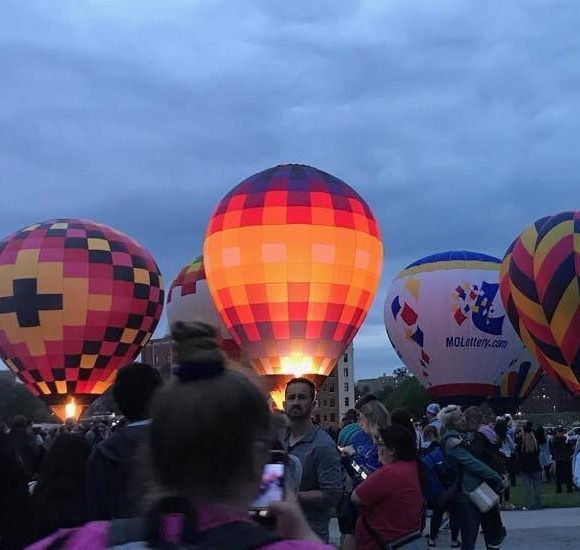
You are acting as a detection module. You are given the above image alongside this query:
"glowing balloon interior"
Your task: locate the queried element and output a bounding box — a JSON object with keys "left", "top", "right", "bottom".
{"left": 167, "top": 255, "right": 240, "bottom": 358}
{"left": 500, "top": 211, "right": 580, "bottom": 395}
{"left": 0, "top": 219, "right": 165, "bottom": 418}
{"left": 204, "top": 164, "right": 383, "bottom": 394}
{"left": 385, "top": 251, "right": 528, "bottom": 404}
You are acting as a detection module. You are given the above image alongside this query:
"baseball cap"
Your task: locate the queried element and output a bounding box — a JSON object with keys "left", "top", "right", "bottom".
{"left": 426, "top": 403, "right": 440, "bottom": 416}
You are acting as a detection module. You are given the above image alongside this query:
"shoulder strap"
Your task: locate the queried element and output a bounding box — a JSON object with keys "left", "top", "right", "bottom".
{"left": 196, "top": 520, "right": 282, "bottom": 550}
{"left": 107, "top": 518, "right": 280, "bottom": 550}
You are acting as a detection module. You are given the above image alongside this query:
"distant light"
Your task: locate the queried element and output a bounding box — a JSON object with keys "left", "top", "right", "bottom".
{"left": 65, "top": 399, "right": 77, "bottom": 420}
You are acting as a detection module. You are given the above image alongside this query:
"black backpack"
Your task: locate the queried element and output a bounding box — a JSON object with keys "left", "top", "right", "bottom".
{"left": 45, "top": 518, "right": 282, "bottom": 550}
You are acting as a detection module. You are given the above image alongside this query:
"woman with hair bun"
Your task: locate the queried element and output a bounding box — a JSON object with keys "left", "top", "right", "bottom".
{"left": 27, "top": 322, "right": 333, "bottom": 550}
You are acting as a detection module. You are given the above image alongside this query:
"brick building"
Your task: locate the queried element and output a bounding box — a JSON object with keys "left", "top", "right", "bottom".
{"left": 315, "top": 343, "right": 355, "bottom": 429}
{"left": 140, "top": 335, "right": 172, "bottom": 380}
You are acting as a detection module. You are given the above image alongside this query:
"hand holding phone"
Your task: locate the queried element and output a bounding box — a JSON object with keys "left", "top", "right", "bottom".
{"left": 250, "top": 451, "right": 287, "bottom": 526}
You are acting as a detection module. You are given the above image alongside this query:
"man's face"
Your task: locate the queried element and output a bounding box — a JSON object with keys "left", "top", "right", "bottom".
{"left": 284, "top": 382, "right": 315, "bottom": 420}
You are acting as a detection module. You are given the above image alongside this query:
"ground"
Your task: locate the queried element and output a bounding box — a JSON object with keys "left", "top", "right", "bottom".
{"left": 329, "top": 507, "right": 580, "bottom": 549}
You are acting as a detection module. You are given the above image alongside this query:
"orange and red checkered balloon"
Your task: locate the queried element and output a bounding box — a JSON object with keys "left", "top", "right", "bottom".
{"left": 0, "top": 219, "right": 164, "bottom": 418}
{"left": 500, "top": 211, "right": 580, "bottom": 395}
{"left": 203, "top": 164, "right": 383, "bottom": 396}
{"left": 167, "top": 255, "right": 240, "bottom": 359}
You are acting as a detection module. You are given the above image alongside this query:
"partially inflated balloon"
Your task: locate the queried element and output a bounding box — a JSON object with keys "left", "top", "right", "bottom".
{"left": 166, "top": 255, "right": 240, "bottom": 359}
{"left": 385, "top": 251, "right": 527, "bottom": 405}
{"left": 0, "top": 219, "right": 164, "bottom": 419}
{"left": 489, "top": 350, "right": 543, "bottom": 414}
{"left": 500, "top": 211, "right": 580, "bottom": 394}
{"left": 204, "top": 164, "right": 382, "bottom": 401}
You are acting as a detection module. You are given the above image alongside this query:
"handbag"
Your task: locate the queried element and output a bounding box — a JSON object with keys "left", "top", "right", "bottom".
{"left": 573, "top": 453, "right": 580, "bottom": 488}
{"left": 466, "top": 481, "right": 500, "bottom": 513}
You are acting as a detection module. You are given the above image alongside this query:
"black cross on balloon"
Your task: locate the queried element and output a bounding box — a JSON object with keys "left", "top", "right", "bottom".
{"left": 0, "top": 278, "right": 63, "bottom": 327}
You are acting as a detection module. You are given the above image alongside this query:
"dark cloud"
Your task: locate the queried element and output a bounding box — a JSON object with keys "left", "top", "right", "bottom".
{"left": 1, "top": 1, "right": 578, "bottom": 378}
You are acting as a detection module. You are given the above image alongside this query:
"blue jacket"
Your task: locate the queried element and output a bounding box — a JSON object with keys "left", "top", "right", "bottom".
{"left": 351, "top": 429, "right": 381, "bottom": 473}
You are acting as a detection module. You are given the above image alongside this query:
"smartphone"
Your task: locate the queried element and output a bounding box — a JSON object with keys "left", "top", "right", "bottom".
{"left": 250, "top": 451, "right": 287, "bottom": 521}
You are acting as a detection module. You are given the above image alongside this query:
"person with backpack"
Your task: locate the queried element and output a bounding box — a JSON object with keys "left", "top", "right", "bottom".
{"left": 439, "top": 405, "right": 505, "bottom": 550}
{"left": 494, "top": 417, "right": 515, "bottom": 510}
{"left": 421, "top": 425, "right": 460, "bottom": 548}
{"left": 463, "top": 407, "right": 506, "bottom": 548}
{"left": 516, "top": 422, "right": 542, "bottom": 509}
{"left": 27, "top": 321, "right": 332, "bottom": 550}
{"left": 352, "top": 424, "right": 424, "bottom": 550}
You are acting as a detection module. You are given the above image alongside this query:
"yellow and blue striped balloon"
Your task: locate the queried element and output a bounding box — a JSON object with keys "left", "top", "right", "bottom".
{"left": 500, "top": 211, "right": 580, "bottom": 395}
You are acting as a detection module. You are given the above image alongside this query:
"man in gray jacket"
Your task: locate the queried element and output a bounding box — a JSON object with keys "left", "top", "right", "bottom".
{"left": 283, "top": 377, "right": 343, "bottom": 543}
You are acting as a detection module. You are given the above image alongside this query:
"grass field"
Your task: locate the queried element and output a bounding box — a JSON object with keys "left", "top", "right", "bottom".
{"left": 508, "top": 479, "right": 580, "bottom": 508}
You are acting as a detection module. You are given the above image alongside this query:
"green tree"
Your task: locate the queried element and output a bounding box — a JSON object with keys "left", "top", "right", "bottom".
{"left": 0, "top": 372, "right": 53, "bottom": 423}
{"left": 380, "top": 374, "right": 430, "bottom": 419}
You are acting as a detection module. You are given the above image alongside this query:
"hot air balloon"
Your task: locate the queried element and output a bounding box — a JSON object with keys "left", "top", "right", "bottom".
{"left": 203, "top": 164, "right": 383, "bottom": 406}
{"left": 384, "top": 251, "right": 527, "bottom": 406}
{"left": 0, "top": 219, "right": 164, "bottom": 420}
{"left": 488, "top": 351, "right": 544, "bottom": 415}
{"left": 167, "top": 255, "right": 240, "bottom": 359}
{"left": 500, "top": 211, "right": 580, "bottom": 395}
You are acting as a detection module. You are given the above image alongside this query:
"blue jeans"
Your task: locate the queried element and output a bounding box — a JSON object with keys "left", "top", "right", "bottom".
{"left": 521, "top": 471, "right": 542, "bottom": 509}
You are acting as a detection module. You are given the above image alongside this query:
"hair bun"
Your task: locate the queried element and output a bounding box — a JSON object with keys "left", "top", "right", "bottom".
{"left": 171, "top": 321, "right": 218, "bottom": 344}
{"left": 170, "top": 321, "right": 225, "bottom": 382}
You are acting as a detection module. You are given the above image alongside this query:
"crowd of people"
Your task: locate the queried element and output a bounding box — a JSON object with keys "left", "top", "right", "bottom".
{"left": 1, "top": 321, "right": 579, "bottom": 550}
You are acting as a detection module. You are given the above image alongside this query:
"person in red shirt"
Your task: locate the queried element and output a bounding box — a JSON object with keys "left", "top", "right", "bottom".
{"left": 352, "top": 424, "right": 424, "bottom": 550}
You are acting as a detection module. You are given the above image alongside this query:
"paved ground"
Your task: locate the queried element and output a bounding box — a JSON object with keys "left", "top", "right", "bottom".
{"left": 329, "top": 507, "right": 580, "bottom": 548}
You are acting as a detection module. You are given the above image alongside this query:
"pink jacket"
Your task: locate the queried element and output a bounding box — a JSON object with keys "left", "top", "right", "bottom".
{"left": 26, "top": 501, "right": 333, "bottom": 550}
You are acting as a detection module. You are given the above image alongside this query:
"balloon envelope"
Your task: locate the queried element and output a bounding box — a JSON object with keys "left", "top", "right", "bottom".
{"left": 204, "top": 164, "right": 383, "bottom": 396}
{"left": 385, "top": 251, "right": 526, "bottom": 405}
{"left": 489, "top": 349, "right": 544, "bottom": 414}
{"left": 0, "top": 219, "right": 164, "bottom": 418}
{"left": 166, "top": 255, "right": 240, "bottom": 358}
{"left": 500, "top": 211, "right": 580, "bottom": 395}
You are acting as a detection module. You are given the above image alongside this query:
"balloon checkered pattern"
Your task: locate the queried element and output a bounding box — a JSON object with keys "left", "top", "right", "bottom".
{"left": 0, "top": 219, "right": 164, "bottom": 409}
{"left": 203, "top": 164, "right": 382, "bottom": 389}
{"left": 500, "top": 211, "right": 580, "bottom": 395}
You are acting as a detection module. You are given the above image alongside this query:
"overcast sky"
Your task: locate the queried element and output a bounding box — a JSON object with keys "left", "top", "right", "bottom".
{"left": 1, "top": 1, "right": 578, "bottom": 380}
